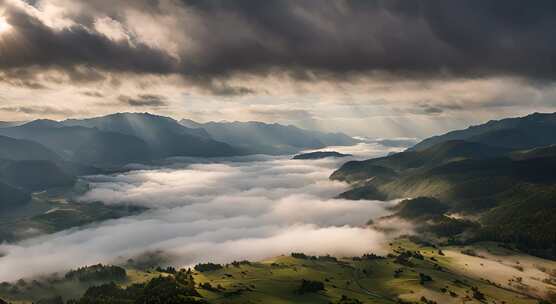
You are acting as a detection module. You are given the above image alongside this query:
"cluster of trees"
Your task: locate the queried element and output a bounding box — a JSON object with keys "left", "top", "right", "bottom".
{"left": 68, "top": 269, "right": 204, "bottom": 304}
{"left": 393, "top": 250, "right": 424, "bottom": 267}
{"left": 193, "top": 263, "right": 223, "bottom": 273}
{"left": 229, "top": 260, "right": 251, "bottom": 267}
{"left": 352, "top": 253, "right": 385, "bottom": 261}
{"left": 65, "top": 264, "right": 127, "bottom": 282}
{"left": 295, "top": 279, "right": 324, "bottom": 294}
{"left": 290, "top": 253, "right": 338, "bottom": 262}
{"left": 199, "top": 282, "right": 225, "bottom": 292}
{"left": 471, "top": 286, "right": 485, "bottom": 301}
{"left": 333, "top": 295, "right": 363, "bottom": 304}
{"left": 418, "top": 273, "right": 433, "bottom": 285}
{"left": 155, "top": 266, "right": 177, "bottom": 274}
{"left": 419, "top": 296, "right": 438, "bottom": 304}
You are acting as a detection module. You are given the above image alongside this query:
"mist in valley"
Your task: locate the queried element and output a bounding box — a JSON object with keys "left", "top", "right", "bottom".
{"left": 0, "top": 142, "right": 406, "bottom": 281}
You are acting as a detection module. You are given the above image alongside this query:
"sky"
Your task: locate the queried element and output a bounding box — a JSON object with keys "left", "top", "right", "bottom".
{"left": 1, "top": 0, "right": 556, "bottom": 138}
{"left": 0, "top": 142, "right": 409, "bottom": 281}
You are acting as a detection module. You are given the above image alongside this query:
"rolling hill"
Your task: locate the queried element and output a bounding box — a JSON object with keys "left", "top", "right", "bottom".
{"left": 331, "top": 115, "right": 556, "bottom": 259}
{"left": 2, "top": 239, "right": 553, "bottom": 304}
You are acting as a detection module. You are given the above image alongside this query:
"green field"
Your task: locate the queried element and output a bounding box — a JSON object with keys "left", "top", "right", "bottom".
{"left": 2, "top": 239, "right": 553, "bottom": 303}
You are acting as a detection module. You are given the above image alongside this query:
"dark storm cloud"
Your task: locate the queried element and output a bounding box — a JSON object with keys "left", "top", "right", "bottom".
{"left": 177, "top": 0, "right": 556, "bottom": 79}
{"left": 118, "top": 94, "right": 168, "bottom": 107}
{"left": 0, "top": 76, "right": 47, "bottom": 89}
{"left": 2, "top": 0, "right": 556, "bottom": 82}
{"left": 0, "top": 5, "right": 177, "bottom": 74}
{"left": 203, "top": 82, "right": 256, "bottom": 96}
{"left": 409, "top": 102, "right": 465, "bottom": 115}
{"left": 0, "top": 68, "right": 49, "bottom": 89}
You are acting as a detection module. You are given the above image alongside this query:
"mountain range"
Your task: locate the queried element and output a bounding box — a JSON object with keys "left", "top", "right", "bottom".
{"left": 332, "top": 112, "right": 556, "bottom": 258}
{"left": 0, "top": 113, "right": 357, "bottom": 166}
{"left": 410, "top": 112, "right": 556, "bottom": 151}
{"left": 0, "top": 113, "right": 358, "bottom": 211}
{"left": 180, "top": 119, "right": 358, "bottom": 155}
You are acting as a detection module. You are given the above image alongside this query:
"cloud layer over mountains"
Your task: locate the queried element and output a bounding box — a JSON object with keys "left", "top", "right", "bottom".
{"left": 0, "top": 143, "right": 404, "bottom": 281}
{"left": 3, "top": 0, "right": 556, "bottom": 80}
{"left": 2, "top": 0, "right": 556, "bottom": 137}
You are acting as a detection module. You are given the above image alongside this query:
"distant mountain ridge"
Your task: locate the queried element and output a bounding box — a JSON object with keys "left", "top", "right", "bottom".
{"left": 180, "top": 119, "right": 358, "bottom": 155}
{"left": 0, "top": 112, "right": 358, "bottom": 171}
{"left": 0, "top": 121, "right": 25, "bottom": 128}
{"left": 411, "top": 112, "right": 556, "bottom": 151}
{"left": 0, "top": 112, "right": 358, "bottom": 211}
{"left": 64, "top": 113, "right": 210, "bottom": 140}
{"left": 0, "top": 122, "right": 152, "bottom": 165}
{"left": 63, "top": 113, "right": 236, "bottom": 158}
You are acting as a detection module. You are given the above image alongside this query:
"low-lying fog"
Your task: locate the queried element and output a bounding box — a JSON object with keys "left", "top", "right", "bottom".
{"left": 0, "top": 142, "right": 406, "bottom": 281}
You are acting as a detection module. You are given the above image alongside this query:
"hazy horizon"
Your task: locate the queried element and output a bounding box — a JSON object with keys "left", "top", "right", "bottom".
{"left": 2, "top": 1, "right": 556, "bottom": 138}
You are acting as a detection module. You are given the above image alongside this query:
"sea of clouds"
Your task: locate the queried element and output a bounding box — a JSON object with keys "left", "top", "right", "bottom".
{"left": 0, "top": 142, "right": 407, "bottom": 281}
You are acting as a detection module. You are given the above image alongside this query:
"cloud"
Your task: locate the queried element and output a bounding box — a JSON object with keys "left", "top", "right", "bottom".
{"left": 81, "top": 91, "right": 104, "bottom": 98}
{"left": 247, "top": 108, "right": 313, "bottom": 121}
{"left": 0, "top": 144, "right": 403, "bottom": 281}
{"left": 118, "top": 94, "right": 168, "bottom": 107}
{"left": 3, "top": 0, "right": 556, "bottom": 83}
{"left": 2, "top": 0, "right": 556, "bottom": 138}
{"left": 202, "top": 81, "right": 256, "bottom": 96}
{"left": 0, "top": 105, "right": 79, "bottom": 115}
{"left": 0, "top": 69, "right": 49, "bottom": 89}
{"left": 373, "top": 138, "right": 420, "bottom": 148}
{"left": 0, "top": 3, "right": 177, "bottom": 74}
{"left": 173, "top": 0, "right": 556, "bottom": 80}
{"left": 409, "top": 103, "right": 464, "bottom": 116}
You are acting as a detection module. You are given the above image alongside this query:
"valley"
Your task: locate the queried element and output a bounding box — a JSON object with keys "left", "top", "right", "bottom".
{"left": 2, "top": 2, "right": 556, "bottom": 302}
{"left": 1, "top": 112, "right": 556, "bottom": 303}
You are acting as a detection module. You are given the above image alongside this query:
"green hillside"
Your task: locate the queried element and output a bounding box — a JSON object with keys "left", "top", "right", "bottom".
{"left": 2, "top": 240, "right": 552, "bottom": 304}
{"left": 331, "top": 139, "right": 556, "bottom": 259}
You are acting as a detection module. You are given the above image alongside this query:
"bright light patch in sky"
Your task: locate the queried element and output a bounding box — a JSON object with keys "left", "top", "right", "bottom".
{"left": 0, "top": 16, "right": 10, "bottom": 33}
